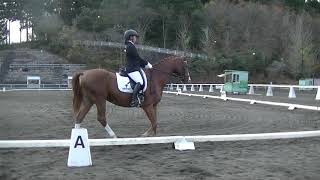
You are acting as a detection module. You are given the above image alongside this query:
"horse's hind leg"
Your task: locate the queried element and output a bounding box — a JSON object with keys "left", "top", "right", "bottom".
{"left": 96, "top": 97, "right": 117, "bottom": 138}
{"left": 142, "top": 104, "right": 157, "bottom": 137}
{"left": 74, "top": 97, "right": 93, "bottom": 129}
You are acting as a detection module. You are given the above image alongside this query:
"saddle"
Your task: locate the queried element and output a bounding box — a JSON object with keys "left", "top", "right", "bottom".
{"left": 116, "top": 67, "right": 147, "bottom": 94}
{"left": 119, "top": 67, "right": 141, "bottom": 90}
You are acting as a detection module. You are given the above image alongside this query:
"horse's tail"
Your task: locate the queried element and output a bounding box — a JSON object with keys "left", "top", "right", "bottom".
{"left": 72, "top": 72, "right": 83, "bottom": 115}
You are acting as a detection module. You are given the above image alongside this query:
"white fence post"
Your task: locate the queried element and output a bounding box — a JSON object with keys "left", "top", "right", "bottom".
{"left": 174, "top": 138, "right": 195, "bottom": 150}
{"left": 199, "top": 85, "right": 203, "bottom": 92}
{"left": 183, "top": 85, "right": 187, "bottom": 91}
{"left": 221, "top": 90, "right": 227, "bottom": 100}
{"left": 266, "top": 86, "right": 273, "bottom": 96}
{"left": 170, "top": 84, "right": 173, "bottom": 91}
{"left": 248, "top": 85, "right": 254, "bottom": 95}
{"left": 316, "top": 87, "right": 320, "bottom": 100}
{"left": 191, "top": 85, "right": 195, "bottom": 92}
{"left": 209, "top": 85, "right": 214, "bottom": 92}
{"left": 288, "top": 87, "right": 296, "bottom": 98}
{"left": 220, "top": 85, "right": 224, "bottom": 93}
{"left": 176, "top": 85, "right": 180, "bottom": 91}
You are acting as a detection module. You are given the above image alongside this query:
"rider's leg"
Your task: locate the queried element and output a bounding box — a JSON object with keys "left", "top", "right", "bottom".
{"left": 131, "top": 82, "right": 141, "bottom": 106}
{"left": 128, "top": 71, "right": 144, "bottom": 107}
{"left": 128, "top": 71, "right": 144, "bottom": 86}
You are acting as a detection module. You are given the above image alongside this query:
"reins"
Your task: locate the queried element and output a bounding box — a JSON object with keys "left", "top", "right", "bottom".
{"left": 146, "top": 60, "right": 191, "bottom": 94}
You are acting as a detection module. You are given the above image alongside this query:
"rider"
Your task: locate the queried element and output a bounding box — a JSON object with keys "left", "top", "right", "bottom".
{"left": 124, "top": 29, "right": 153, "bottom": 107}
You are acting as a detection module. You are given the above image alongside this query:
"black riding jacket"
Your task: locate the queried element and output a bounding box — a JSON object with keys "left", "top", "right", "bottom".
{"left": 125, "top": 42, "right": 148, "bottom": 73}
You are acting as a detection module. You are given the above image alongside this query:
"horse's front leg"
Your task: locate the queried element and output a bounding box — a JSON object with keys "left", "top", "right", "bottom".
{"left": 141, "top": 104, "right": 157, "bottom": 137}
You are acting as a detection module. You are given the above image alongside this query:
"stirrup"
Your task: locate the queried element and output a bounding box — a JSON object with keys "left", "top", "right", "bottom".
{"left": 130, "top": 99, "right": 138, "bottom": 107}
{"left": 130, "top": 97, "right": 142, "bottom": 107}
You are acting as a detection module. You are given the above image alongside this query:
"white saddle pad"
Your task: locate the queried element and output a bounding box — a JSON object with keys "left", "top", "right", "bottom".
{"left": 116, "top": 69, "right": 147, "bottom": 93}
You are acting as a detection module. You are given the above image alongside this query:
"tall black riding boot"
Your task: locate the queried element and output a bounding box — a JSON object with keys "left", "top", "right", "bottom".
{"left": 130, "top": 83, "right": 141, "bottom": 107}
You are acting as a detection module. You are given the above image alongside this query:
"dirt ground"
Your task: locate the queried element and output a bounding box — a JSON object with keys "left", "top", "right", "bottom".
{"left": 0, "top": 91, "right": 320, "bottom": 180}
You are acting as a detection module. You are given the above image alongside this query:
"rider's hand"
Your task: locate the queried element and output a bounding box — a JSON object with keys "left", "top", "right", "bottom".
{"left": 145, "top": 62, "right": 153, "bottom": 69}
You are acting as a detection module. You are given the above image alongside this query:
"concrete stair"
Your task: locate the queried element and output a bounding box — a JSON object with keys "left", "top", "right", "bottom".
{"left": 1, "top": 49, "right": 86, "bottom": 84}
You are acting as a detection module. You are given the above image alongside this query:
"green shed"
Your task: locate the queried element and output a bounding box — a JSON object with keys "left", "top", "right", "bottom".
{"left": 218, "top": 70, "right": 249, "bottom": 94}
{"left": 298, "top": 78, "right": 314, "bottom": 90}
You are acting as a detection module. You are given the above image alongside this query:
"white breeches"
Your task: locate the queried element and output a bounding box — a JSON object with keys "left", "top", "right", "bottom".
{"left": 128, "top": 71, "right": 144, "bottom": 85}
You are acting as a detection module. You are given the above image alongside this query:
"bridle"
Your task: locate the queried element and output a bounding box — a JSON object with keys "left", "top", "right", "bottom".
{"left": 151, "top": 64, "right": 192, "bottom": 82}
{"left": 147, "top": 61, "right": 191, "bottom": 94}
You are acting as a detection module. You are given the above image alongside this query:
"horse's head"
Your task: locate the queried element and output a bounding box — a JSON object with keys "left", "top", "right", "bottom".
{"left": 172, "top": 57, "right": 191, "bottom": 83}
{"left": 153, "top": 56, "right": 191, "bottom": 83}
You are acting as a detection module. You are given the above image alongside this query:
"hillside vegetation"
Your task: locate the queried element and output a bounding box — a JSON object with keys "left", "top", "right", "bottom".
{"left": 1, "top": 0, "right": 320, "bottom": 83}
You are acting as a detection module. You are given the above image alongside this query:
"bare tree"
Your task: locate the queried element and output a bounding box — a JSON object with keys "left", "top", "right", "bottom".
{"left": 158, "top": 5, "right": 173, "bottom": 48}
{"left": 19, "top": 21, "right": 22, "bottom": 43}
{"left": 176, "top": 15, "right": 191, "bottom": 51}
{"left": 26, "top": 16, "right": 29, "bottom": 42}
{"left": 7, "top": 20, "right": 10, "bottom": 44}
{"left": 201, "top": 26, "right": 217, "bottom": 56}
{"left": 135, "top": 8, "right": 156, "bottom": 43}
{"left": 287, "top": 13, "right": 314, "bottom": 78}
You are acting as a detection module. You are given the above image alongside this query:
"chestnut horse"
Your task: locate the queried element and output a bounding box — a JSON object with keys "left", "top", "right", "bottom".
{"left": 72, "top": 56, "right": 190, "bottom": 137}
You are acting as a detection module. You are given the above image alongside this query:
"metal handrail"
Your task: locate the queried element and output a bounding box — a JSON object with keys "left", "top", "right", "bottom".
{"left": 74, "top": 40, "right": 208, "bottom": 60}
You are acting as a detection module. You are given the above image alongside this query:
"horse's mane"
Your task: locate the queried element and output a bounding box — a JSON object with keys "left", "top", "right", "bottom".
{"left": 153, "top": 56, "right": 182, "bottom": 68}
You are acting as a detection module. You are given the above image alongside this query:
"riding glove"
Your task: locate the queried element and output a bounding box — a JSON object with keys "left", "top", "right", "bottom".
{"left": 145, "top": 62, "right": 153, "bottom": 69}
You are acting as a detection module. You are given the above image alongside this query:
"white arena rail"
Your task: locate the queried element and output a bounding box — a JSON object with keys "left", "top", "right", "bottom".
{"left": 249, "top": 84, "right": 319, "bottom": 88}
{"left": 1, "top": 130, "right": 320, "bottom": 148}
{"left": 1, "top": 88, "right": 71, "bottom": 92}
{"left": 167, "top": 83, "right": 319, "bottom": 89}
{"left": 0, "top": 84, "right": 72, "bottom": 92}
{"left": 166, "top": 83, "right": 320, "bottom": 100}
{"left": 163, "top": 91, "right": 320, "bottom": 111}
{"left": 1, "top": 84, "right": 318, "bottom": 108}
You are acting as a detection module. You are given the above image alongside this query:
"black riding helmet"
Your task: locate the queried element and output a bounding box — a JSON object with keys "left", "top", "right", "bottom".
{"left": 124, "top": 29, "right": 139, "bottom": 43}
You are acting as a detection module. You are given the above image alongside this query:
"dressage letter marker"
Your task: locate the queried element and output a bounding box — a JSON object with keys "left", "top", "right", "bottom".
{"left": 67, "top": 128, "right": 92, "bottom": 167}
{"left": 74, "top": 136, "right": 85, "bottom": 148}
